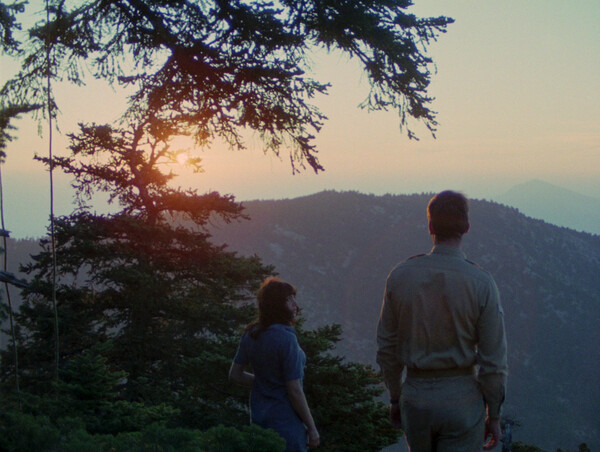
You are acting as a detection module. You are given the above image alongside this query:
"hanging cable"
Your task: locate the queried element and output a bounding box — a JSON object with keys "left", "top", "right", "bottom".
{"left": 46, "top": 0, "right": 59, "bottom": 384}
{"left": 0, "top": 164, "right": 20, "bottom": 403}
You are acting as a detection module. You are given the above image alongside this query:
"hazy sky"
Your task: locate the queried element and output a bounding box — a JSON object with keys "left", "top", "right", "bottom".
{"left": 1, "top": 0, "right": 599, "bottom": 238}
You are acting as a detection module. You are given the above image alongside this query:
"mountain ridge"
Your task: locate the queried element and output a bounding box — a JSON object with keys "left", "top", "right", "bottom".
{"left": 208, "top": 190, "right": 600, "bottom": 451}
{"left": 3, "top": 190, "right": 599, "bottom": 450}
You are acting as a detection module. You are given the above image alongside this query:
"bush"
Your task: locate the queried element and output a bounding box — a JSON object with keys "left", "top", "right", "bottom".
{"left": 0, "top": 403, "right": 286, "bottom": 452}
{"left": 0, "top": 411, "right": 60, "bottom": 452}
{"left": 197, "top": 424, "right": 286, "bottom": 452}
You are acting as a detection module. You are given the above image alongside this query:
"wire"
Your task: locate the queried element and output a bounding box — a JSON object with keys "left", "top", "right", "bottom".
{"left": 0, "top": 164, "right": 20, "bottom": 402}
{"left": 46, "top": 0, "right": 60, "bottom": 384}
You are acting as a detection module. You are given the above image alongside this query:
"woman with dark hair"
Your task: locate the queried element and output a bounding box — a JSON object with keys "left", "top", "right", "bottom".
{"left": 229, "top": 277, "right": 320, "bottom": 451}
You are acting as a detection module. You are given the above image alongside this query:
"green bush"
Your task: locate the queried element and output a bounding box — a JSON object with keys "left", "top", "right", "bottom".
{"left": 0, "top": 411, "right": 60, "bottom": 452}
{"left": 0, "top": 405, "right": 285, "bottom": 452}
{"left": 513, "top": 441, "right": 546, "bottom": 452}
{"left": 198, "top": 424, "right": 285, "bottom": 452}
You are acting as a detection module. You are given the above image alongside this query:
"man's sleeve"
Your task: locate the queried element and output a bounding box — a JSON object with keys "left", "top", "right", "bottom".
{"left": 477, "top": 277, "right": 508, "bottom": 418}
{"left": 376, "top": 279, "right": 403, "bottom": 396}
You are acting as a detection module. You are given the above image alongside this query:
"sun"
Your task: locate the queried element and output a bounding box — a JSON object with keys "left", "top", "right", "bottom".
{"left": 176, "top": 152, "right": 189, "bottom": 166}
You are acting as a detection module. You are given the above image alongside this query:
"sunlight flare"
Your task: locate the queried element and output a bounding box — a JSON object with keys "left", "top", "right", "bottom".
{"left": 176, "top": 152, "right": 189, "bottom": 166}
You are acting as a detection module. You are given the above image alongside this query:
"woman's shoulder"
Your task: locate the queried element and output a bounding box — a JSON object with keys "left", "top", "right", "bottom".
{"left": 269, "top": 323, "right": 296, "bottom": 333}
{"left": 243, "top": 324, "right": 296, "bottom": 342}
{"left": 266, "top": 324, "right": 298, "bottom": 341}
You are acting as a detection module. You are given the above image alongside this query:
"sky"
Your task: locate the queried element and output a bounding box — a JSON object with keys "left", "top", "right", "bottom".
{"left": 1, "top": 0, "right": 599, "bottom": 239}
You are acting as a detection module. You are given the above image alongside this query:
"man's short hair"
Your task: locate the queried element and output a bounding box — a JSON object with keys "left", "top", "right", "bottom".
{"left": 427, "top": 190, "right": 469, "bottom": 241}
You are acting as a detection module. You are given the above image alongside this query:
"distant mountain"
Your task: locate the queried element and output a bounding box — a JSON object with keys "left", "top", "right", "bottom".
{"left": 496, "top": 180, "right": 600, "bottom": 235}
{"left": 0, "top": 238, "right": 39, "bottom": 350}
{"left": 208, "top": 191, "right": 600, "bottom": 451}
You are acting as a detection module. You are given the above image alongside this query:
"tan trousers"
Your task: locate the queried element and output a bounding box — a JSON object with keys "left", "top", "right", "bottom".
{"left": 400, "top": 375, "right": 486, "bottom": 452}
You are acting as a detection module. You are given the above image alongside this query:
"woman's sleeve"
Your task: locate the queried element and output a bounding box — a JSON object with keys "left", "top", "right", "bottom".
{"left": 281, "top": 333, "right": 305, "bottom": 382}
{"left": 233, "top": 333, "right": 249, "bottom": 365}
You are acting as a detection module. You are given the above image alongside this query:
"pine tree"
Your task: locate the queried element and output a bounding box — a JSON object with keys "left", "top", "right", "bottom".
{"left": 299, "top": 323, "right": 399, "bottom": 451}
{"left": 4, "top": 120, "right": 271, "bottom": 429}
{"left": 1, "top": 1, "right": 452, "bottom": 448}
{"left": 3, "top": 118, "right": 400, "bottom": 449}
{"left": 0, "top": 0, "right": 24, "bottom": 52}
{"left": 3, "top": 0, "right": 453, "bottom": 171}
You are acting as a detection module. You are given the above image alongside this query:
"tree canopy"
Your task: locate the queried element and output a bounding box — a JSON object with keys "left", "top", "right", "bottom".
{"left": 0, "top": 1, "right": 454, "bottom": 449}
{"left": 0, "top": 1, "right": 25, "bottom": 51}
{"left": 1, "top": 116, "right": 400, "bottom": 450}
{"left": 2, "top": 0, "right": 453, "bottom": 172}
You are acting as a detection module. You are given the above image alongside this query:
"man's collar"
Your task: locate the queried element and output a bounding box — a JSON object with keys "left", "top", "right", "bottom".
{"left": 431, "top": 244, "right": 466, "bottom": 259}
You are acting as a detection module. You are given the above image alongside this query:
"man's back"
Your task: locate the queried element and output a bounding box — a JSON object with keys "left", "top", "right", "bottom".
{"left": 376, "top": 190, "right": 507, "bottom": 452}
{"left": 382, "top": 244, "right": 504, "bottom": 374}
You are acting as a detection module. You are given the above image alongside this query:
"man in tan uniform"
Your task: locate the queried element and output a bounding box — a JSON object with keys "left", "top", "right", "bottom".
{"left": 377, "top": 191, "right": 507, "bottom": 451}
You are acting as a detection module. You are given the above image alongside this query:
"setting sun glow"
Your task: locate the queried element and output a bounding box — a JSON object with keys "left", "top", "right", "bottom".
{"left": 176, "top": 152, "right": 189, "bottom": 166}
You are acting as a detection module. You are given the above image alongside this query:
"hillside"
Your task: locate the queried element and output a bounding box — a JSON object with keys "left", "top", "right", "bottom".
{"left": 4, "top": 191, "right": 599, "bottom": 450}
{"left": 0, "top": 238, "right": 39, "bottom": 350}
{"left": 208, "top": 190, "right": 600, "bottom": 451}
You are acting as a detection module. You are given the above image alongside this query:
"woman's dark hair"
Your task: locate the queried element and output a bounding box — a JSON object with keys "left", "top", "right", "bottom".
{"left": 427, "top": 190, "right": 470, "bottom": 241}
{"left": 247, "top": 277, "right": 297, "bottom": 339}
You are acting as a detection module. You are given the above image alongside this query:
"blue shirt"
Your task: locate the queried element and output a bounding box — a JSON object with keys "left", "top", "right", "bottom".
{"left": 234, "top": 324, "right": 307, "bottom": 452}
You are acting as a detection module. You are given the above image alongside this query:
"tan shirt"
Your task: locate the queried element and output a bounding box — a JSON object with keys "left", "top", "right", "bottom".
{"left": 376, "top": 244, "right": 508, "bottom": 417}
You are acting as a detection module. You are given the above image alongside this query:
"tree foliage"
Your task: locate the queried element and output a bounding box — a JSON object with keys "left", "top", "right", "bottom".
{"left": 3, "top": 0, "right": 453, "bottom": 171}
{"left": 1, "top": 116, "right": 399, "bottom": 450}
{"left": 557, "top": 444, "right": 591, "bottom": 452}
{"left": 0, "top": 0, "right": 25, "bottom": 51}
{"left": 6, "top": 119, "right": 270, "bottom": 419}
{"left": 0, "top": 1, "right": 450, "bottom": 449}
{"left": 0, "top": 104, "right": 39, "bottom": 160}
{"left": 513, "top": 442, "right": 547, "bottom": 452}
{"left": 0, "top": 409, "right": 286, "bottom": 452}
{"left": 299, "top": 322, "right": 398, "bottom": 451}
{"left": 512, "top": 441, "right": 592, "bottom": 452}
